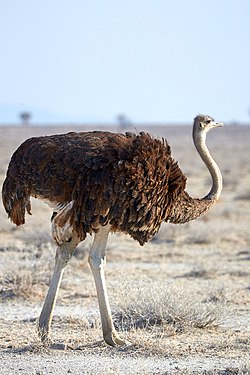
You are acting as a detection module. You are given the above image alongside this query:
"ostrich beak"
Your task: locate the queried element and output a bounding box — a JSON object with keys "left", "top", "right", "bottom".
{"left": 210, "top": 121, "right": 223, "bottom": 128}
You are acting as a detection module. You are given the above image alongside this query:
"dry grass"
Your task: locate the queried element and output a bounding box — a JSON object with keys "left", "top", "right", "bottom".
{"left": 0, "top": 271, "right": 42, "bottom": 300}
{"left": 111, "top": 276, "right": 227, "bottom": 333}
{"left": 0, "top": 243, "right": 54, "bottom": 301}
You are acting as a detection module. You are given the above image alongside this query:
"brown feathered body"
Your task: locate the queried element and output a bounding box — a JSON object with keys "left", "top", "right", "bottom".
{"left": 2, "top": 131, "right": 213, "bottom": 245}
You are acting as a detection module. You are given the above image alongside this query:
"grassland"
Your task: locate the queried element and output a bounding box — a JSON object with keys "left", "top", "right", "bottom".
{"left": 0, "top": 124, "right": 249, "bottom": 374}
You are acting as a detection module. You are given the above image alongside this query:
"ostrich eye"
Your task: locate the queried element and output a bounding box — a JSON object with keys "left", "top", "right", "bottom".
{"left": 205, "top": 119, "right": 211, "bottom": 124}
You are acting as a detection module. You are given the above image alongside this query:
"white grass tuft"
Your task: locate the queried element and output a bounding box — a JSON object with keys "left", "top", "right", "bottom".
{"left": 111, "top": 276, "right": 228, "bottom": 333}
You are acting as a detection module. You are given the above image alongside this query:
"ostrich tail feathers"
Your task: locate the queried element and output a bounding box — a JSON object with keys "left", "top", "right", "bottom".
{"left": 2, "top": 179, "right": 31, "bottom": 226}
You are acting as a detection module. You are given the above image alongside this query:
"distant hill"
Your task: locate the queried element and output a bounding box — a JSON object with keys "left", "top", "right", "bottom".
{"left": 0, "top": 103, "right": 94, "bottom": 124}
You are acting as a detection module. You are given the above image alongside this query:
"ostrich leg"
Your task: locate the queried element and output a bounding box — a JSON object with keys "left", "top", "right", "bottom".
{"left": 38, "top": 235, "right": 79, "bottom": 344}
{"left": 88, "top": 225, "right": 127, "bottom": 346}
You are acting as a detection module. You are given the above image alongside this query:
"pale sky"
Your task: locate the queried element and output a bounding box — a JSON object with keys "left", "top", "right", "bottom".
{"left": 0, "top": 0, "right": 249, "bottom": 124}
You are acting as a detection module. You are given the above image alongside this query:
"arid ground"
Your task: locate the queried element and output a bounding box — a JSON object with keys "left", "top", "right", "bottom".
{"left": 0, "top": 123, "right": 249, "bottom": 374}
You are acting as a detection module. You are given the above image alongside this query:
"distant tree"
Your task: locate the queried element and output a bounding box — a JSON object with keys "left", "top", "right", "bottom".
{"left": 19, "top": 111, "right": 32, "bottom": 126}
{"left": 116, "top": 113, "right": 131, "bottom": 130}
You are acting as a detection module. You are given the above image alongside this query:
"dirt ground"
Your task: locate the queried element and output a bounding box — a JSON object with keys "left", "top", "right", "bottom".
{"left": 0, "top": 123, "right": 249, "bottom": 374}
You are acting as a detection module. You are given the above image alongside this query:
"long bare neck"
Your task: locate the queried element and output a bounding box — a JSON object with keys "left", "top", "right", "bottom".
{"left": 193, "top": 130, "right": 222, "bottom": 202}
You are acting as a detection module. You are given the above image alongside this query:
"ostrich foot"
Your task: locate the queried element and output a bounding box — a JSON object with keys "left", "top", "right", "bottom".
{"left": 38, "top": 325, "right": 67, "bottom": 350}
{"left": 37, "top": 324, "right": 52, "bottom": 347}
{"left": 104, "top": 331, "right": 130, "bottom": 347}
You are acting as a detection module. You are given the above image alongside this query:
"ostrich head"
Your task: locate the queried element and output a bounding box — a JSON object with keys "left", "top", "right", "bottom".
{"left": 193, "top": 114, "right": 223, "bottom": 142}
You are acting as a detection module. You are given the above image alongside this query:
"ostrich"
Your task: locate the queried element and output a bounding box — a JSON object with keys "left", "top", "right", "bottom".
{"left": 2, "top": 114, "right": 223, "bottom": 347}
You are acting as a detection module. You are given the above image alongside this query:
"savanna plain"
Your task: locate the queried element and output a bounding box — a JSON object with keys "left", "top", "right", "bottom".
{"left": 0, "top": 123, "right": 249, "bottom": 375}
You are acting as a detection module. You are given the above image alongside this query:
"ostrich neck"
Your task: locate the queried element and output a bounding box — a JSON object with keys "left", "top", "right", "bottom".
{"left": 194, "top": 132, "right": 222, "bottom": 201}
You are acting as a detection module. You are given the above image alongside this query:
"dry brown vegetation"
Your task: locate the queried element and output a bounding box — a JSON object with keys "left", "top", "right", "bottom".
{"left": 0, "top": 124, "right": 249, "bottom": 374}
